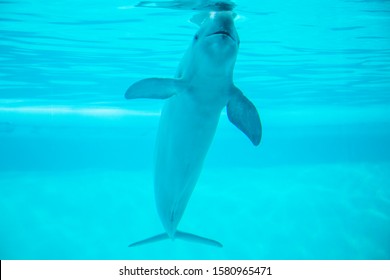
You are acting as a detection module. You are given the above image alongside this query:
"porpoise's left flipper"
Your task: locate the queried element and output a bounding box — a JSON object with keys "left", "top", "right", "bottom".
{"left": 129, "top": 231, "right": 222, "bottom": 248}
{"left": 125, "top": 78, "right": 185, "bottom": 99}
{"left": 227, "top": 87, "right": 262, "bottom": 146}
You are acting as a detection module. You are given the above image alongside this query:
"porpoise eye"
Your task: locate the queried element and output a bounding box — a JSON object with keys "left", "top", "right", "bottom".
{"left": 194, "top": 34, "right": 199, "bottom": 41}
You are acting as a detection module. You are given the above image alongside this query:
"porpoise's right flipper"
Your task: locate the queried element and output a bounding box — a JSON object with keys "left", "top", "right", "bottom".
{"left": 129, "top": 231, "right": 222, "bottom": 247}
{"left": 125, "top": 78, "right": 185, "bottom": 100}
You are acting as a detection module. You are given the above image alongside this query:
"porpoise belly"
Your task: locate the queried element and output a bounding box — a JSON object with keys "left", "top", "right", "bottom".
{"left": 154, "top": 93, "right": 222, "bottom": 238}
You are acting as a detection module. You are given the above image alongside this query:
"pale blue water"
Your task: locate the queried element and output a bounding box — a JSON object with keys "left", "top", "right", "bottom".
{"left": 1, "top": 0, "right": 390, "bottom": 259}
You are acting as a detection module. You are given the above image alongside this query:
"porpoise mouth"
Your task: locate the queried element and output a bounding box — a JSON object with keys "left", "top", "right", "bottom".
{"left": 208, "top": 30, "right": 235, "bottom": 41}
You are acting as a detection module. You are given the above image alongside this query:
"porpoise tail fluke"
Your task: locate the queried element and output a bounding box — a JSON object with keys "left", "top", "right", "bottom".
{"left": 128, "top": 233, "right": 169, "bottom": 247}
{"left": 129, "top": 231, "right": 222, "bottom": 247}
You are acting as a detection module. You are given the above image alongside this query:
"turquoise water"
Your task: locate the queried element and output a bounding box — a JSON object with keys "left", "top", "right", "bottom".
{"left": 1, "top": 0, "right": 390, "bottom": 259}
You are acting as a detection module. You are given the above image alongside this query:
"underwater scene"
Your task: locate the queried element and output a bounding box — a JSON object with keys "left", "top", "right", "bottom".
{"left": 0, "top": 0, "right": 389, "bottom": 260}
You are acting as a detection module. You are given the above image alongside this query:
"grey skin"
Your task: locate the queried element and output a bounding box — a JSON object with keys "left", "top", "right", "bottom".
{"left": 125, "top": 11, "right": 261, "bottom": 247}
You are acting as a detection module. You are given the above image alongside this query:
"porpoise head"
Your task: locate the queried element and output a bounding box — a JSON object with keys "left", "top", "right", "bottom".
{"left": 187, "top": 11, "right": 240, "bottom": 78}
